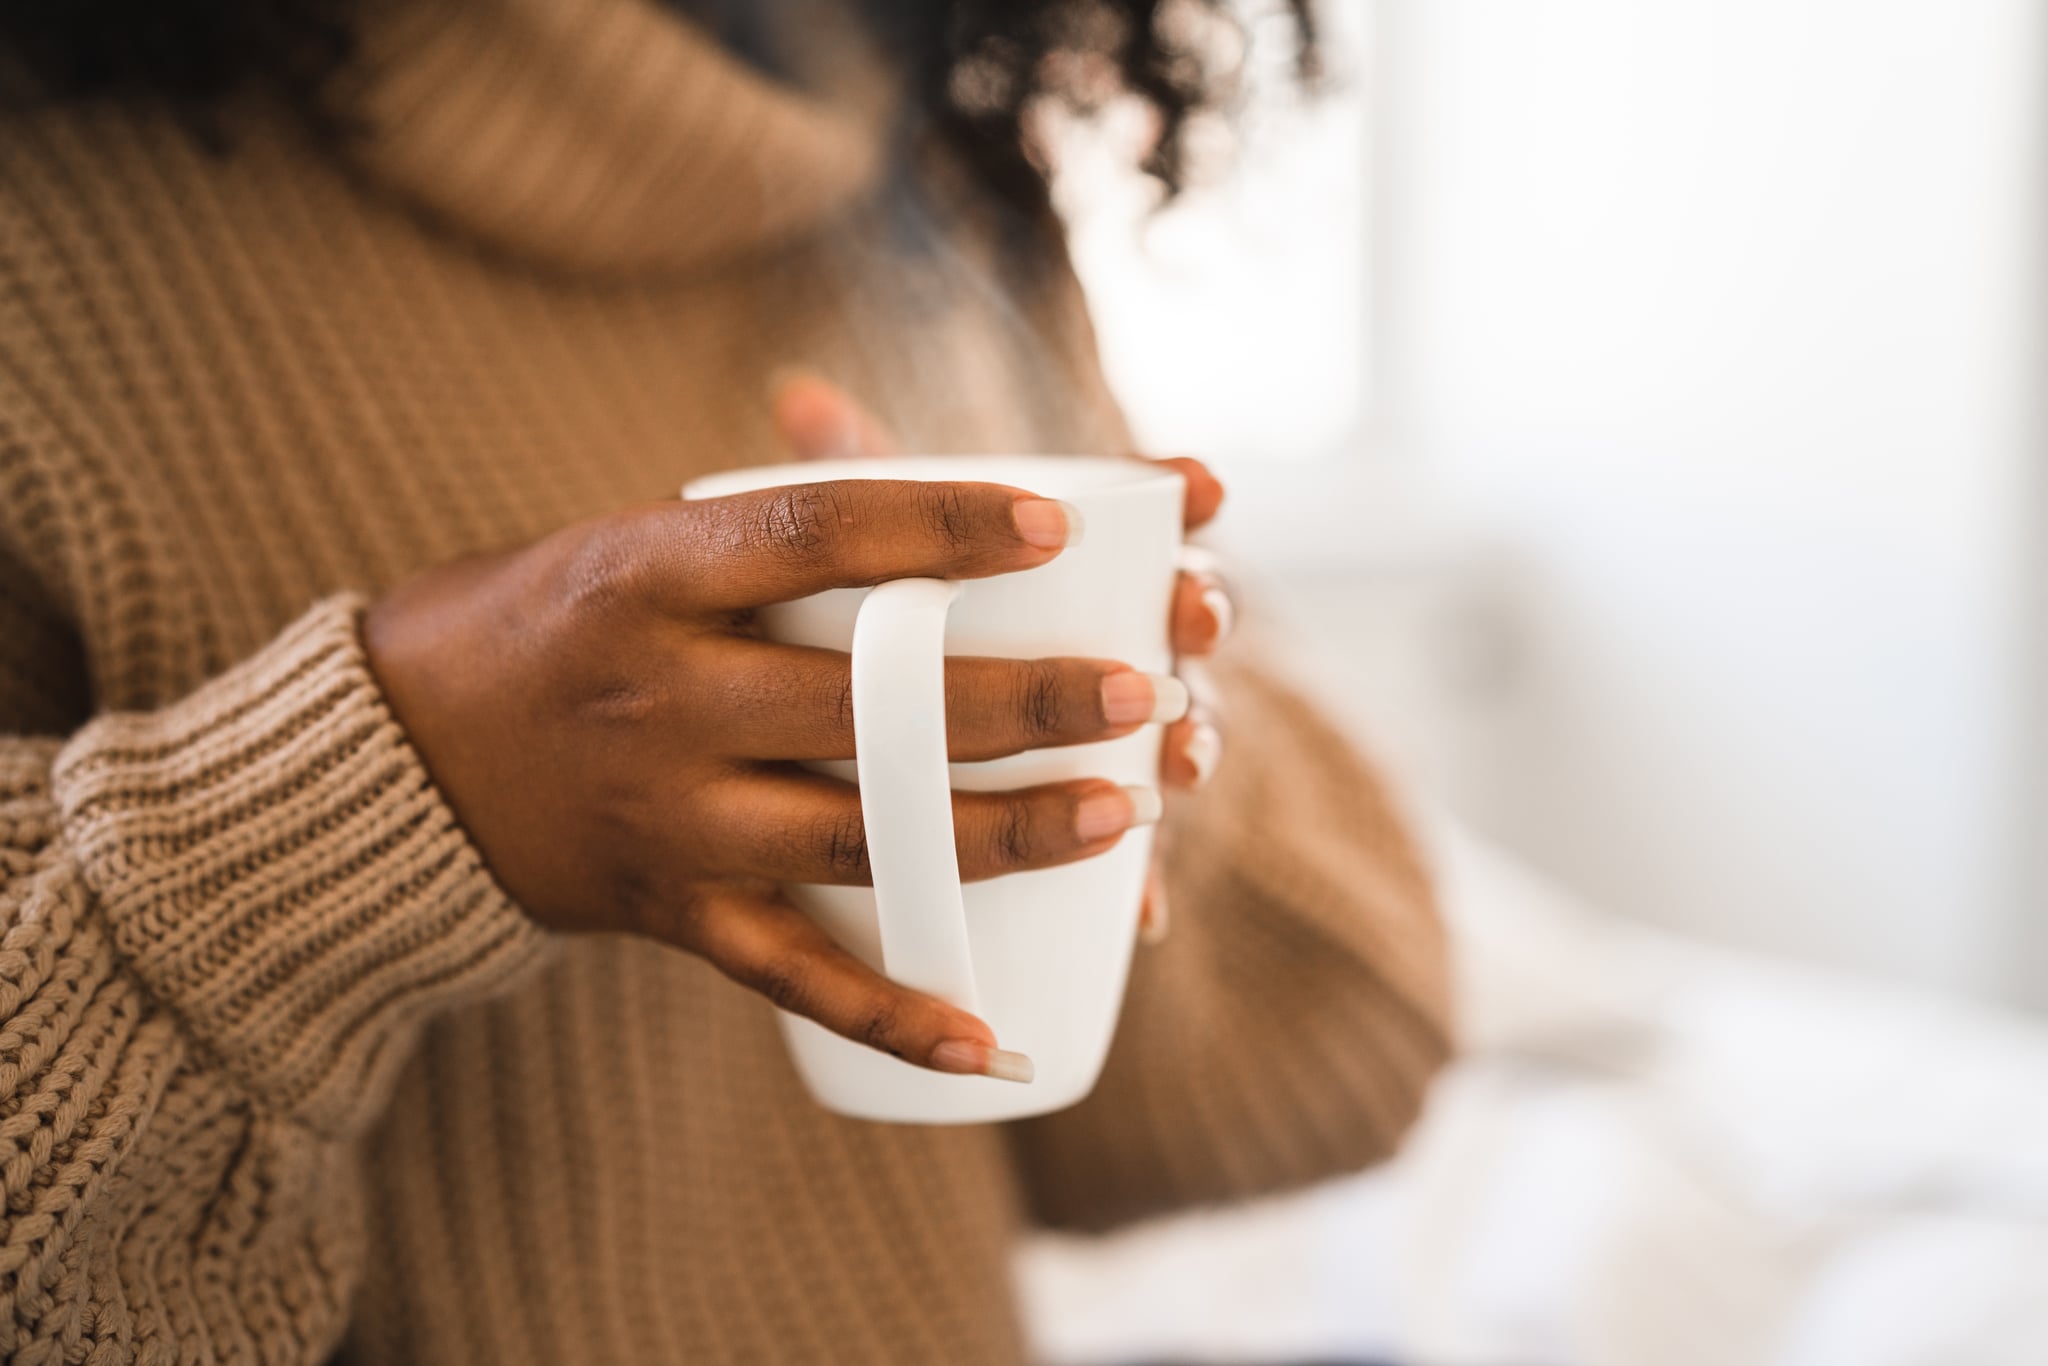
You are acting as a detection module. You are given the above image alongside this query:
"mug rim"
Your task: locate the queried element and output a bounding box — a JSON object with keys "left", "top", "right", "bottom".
{"left": 681, "top": 454, "right": 1182, "bottom": 503}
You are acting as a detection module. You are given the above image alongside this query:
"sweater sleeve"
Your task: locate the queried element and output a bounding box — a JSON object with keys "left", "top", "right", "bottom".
{"left": 1006, "top": 650, "right": 1456, "bottom": 1231}
{"left": 0, "top": 593, "right": 549, "bottom": 1359}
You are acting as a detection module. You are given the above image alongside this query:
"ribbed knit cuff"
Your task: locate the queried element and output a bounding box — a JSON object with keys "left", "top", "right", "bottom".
{"left": 52, "top": 596, "right": 549, "bottom": 1135}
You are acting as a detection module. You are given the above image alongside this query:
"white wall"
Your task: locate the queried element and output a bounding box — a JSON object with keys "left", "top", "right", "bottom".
{"left": 1373, "top": 0, "right": 2047, "bottom": 1000}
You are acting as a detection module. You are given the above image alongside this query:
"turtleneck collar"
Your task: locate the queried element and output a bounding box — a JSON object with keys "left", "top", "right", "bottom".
{"left": 343, "top": 0, "right": 898, "bottom": 278}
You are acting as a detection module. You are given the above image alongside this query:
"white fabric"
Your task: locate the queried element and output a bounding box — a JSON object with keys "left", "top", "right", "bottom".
{"left": 1019, "top": 820, "right": 2048, "bottom": 1366}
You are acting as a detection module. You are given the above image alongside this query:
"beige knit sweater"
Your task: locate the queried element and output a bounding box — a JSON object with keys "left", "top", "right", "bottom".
{"left": 0, "top": 0, "right": 1452, "bottom": 1361}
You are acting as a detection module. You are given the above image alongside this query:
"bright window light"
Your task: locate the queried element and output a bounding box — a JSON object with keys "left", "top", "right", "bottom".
{"left": 1052, "top": 0, "right": 1372, "bottom": 461}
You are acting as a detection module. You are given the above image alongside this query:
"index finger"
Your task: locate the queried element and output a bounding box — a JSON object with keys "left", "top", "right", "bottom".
{"left": 1146, "top": 456, "right": 1225, "bottom": 531}
{"left": 638, "top": 479, "right": 1079, "bottom": 611}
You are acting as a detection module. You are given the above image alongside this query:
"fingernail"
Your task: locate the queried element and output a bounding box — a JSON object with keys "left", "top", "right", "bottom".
{"left": 1013, "top": 498, "right": 1084, "bottom": 550}
{"left": 931, "top": 1040, "right": 1036, "bottom": 1084}
{"left": 1142, "top": 882, "right": 1171, "bottom": 945}
{"left": 1201, "top": 586, "right": 1235, "bottom": 645}
{"left": 1183, "top": 723, "right": 1223, "bottom": 788}
{"left": 1101, "top": 670, "right": 1191, "bottom": 726}
{"left": 1075, "top": 784, "right": 1162, "bottom": 842}
{"left": 1075, "top": 788, "right": 1134, "bottom": 842}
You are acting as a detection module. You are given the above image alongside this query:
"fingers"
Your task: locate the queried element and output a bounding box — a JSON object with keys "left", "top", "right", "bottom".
{"left": 696, "top": 771, "right": 1163, "bottom": 885}
{"left": 696, "top": 643, "right": 1189, "bottom": 761}
{"left": 770, "top": 370, "right": 900, "bottom": 460}
{"left": 636, "top": 481, "right": 1079, "bottom": 610}
{"left": 1160, "top": 712, "right": 1223, "bottom": 791}
{"left": 661, "top": 883, "right": 1031, "bottom": 1080}
{"left": 1171, "top": 569, "right": 1234, "bottom": 657}
{"left": 1146, "top": 455, "right": 1225, "bottom": 530}
{"left": 1138, "top": 861, "right": 1170, "bottom": 945}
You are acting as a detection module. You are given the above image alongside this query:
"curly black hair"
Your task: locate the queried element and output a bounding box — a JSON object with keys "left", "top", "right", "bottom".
{"left": 0, "top": 0, "right": 1317, "bottom": 255}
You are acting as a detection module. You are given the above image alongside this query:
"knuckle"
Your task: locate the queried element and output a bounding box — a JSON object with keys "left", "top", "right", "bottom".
{"left": 852, "top": 996, "right": 906, "bottom": 1056}
{"left": 1017, "top": 661, "right": 1068, "bottom": 741}
{"left": 586, "top": 864, "right": 656, "bottom": 935}
{"left": 821, "top": 810, "right": 871, "bottom": 881}
{"left": 826, "top": 669, "right": 856, "bottom": 736}
{"left": 916, "top": 482, "right": 977, "bottom": 552}
{"left": 554, "top": 519, "right": 647, "bottom": 616}
{"left": 753, "top": 485, "right": 842, "bottom": 565}
{"left": 576, "top": 674, "right": 663, "bottom": 730}
{"left": 614, "top": 874, "right": 698, "bottom": 943}
{"left": 991, "top": 798, "right": 1036, "bottom": 870}
{"left": 749, "top": 959, "right": 811, "bottom": 1014}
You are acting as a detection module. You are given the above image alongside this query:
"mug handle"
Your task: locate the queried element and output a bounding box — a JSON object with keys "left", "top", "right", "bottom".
{"left": 850, "top": 577, "right": 981, "bottom": 1014}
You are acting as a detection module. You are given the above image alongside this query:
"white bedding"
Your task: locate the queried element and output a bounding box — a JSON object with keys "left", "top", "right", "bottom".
{"left": 1018, "top": 821, "right": 2048, "bottom": 1366}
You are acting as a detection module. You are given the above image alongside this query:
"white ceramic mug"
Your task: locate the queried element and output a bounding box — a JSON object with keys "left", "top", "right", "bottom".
{"left": 681, "top": 455, "right": 1185, "bottom": 1123}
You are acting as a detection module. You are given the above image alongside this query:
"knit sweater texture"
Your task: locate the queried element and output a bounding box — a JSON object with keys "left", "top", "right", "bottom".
{"left": 0, "top": 0, "right": 1453, "bottom": 1361}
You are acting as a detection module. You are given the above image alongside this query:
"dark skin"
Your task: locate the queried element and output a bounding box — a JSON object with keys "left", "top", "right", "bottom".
{"left": 0, "top": 0, "right": 1287, "bottom": 1078}
{"left": 365, "top": 377, "right": 1230, "bottom": 1082}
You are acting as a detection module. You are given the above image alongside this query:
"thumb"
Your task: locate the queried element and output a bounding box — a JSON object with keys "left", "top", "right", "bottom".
{"left": 770, "top": 369, "right": 901, "bottom": 461}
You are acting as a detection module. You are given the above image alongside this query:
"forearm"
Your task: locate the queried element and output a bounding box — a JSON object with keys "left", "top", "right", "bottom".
{"left": 51, "top": 595, "right": 550, "bottom": 1133}
{"left": 0, "top": 594, "right": 556, "bottom": 1359}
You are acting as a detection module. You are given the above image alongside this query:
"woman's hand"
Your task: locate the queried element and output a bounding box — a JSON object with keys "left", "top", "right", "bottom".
{"left": 364, "top": 480, "right": 1187, "bottom": 1082}
{"left": 773, "top": 373, "right": 1233, "bottom": 943}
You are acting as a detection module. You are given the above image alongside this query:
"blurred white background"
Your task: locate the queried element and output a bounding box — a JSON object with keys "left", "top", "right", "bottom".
{"left": 1038, "top": 5, "right": 2048, "bottom": 1362}
{"left": 1065, "top": 0, "right": 2048, "bottom": 1009}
